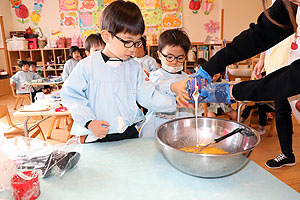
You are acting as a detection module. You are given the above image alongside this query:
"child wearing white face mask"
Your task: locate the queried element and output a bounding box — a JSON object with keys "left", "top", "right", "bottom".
{"left": 139, "top": 29, "right": 200, "bottom": 137}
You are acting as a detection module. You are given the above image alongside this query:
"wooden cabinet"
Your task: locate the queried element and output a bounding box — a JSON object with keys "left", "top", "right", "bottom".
{"left": 8, "top": 48, "right": 85, "bottom": 77}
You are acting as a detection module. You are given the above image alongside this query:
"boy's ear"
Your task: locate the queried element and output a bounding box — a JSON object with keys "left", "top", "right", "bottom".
{"left": 101, "top": 30, "right": 112, "bottom": 44}
{"left": 157, "top": 50, "right": 163, "bottom": 60}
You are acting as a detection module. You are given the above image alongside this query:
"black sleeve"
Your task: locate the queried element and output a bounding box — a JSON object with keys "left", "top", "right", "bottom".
{"left": 202, "top": 0, "right": 297, "bottom": 77}
{"left": 232, "top": 60, "right": 300, "bottom": 101}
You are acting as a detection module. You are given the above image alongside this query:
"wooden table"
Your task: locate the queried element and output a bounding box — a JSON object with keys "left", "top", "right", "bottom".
{"left": 13, "top": 99, "right": 69, "bottom": 137}
{"left": 25, "top": 80, "right": 63, "bottom": 102}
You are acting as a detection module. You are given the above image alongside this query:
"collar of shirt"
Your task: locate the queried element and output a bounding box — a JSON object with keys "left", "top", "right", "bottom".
{"left": 101, "top": 51, "right": 123, "bottom": 67}
{"left": 161, "top": 67, "right": 182, "bottom": 74}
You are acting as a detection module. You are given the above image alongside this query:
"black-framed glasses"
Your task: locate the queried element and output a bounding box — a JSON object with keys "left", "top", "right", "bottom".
{"left": 112, "top": 33, "right": 143, "bottom": 48}
{"left": 160, "top": 52, "right": 185, "bottom": 63}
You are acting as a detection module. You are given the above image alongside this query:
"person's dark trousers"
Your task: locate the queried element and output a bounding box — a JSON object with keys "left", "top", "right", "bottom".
{"left": 275, "top": 99, "right": 293, "bottom": 156}
{"left": 258, "top": 104, "right": 274, "bottom": 126}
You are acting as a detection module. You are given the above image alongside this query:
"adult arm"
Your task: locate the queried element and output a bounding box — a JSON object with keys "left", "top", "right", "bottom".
{"left": 232, "top": 60, "right": 300, "bottom": 101}
{"left": 202, "top": 0, "right": 296, "bottom": 77}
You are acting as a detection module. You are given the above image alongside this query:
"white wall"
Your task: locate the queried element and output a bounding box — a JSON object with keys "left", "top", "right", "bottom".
{"left": 3, "top": 0, "right": 265, "bottom": 41}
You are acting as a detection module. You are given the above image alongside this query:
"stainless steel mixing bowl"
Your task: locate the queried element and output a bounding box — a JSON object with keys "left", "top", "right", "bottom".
{"left": 156, "top": 117, "right": 260, "bottom": 178}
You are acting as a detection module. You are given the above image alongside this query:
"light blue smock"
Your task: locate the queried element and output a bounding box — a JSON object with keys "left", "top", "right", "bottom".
{"left": 133, "top": 55, "right": 159, "bottom": 73}
{"left": 62, "top": 58, "right": 79, "bottom": 81}
{"left": 61, "top": 51, "right": 176, "bottom": 142}
{"left": 139, "top": 68, "right": 198, "bottom": 138}
{"left": 10, "top": 71, "right": 40, "bottom": 94}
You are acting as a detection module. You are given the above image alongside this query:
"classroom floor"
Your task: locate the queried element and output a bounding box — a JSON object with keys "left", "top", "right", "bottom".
{"left": 1, "top": 93, "right": 300, "bottom": 193}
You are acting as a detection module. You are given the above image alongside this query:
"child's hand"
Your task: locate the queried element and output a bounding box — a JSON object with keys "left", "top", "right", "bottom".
{"left": 171, "top": 78, "right": 191, "bottom": 105}
{"left": 88, "top": 120, "right": 110, "bottom": 139}
{"left": 10, "top": 82, "right": 15, "bottom": 87}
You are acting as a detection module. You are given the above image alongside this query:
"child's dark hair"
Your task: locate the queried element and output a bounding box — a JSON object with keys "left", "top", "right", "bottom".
{"left": 18, "top": 60, "right": 29, "bottom": 67}
{"left": 28, "top": 61, "right": 37, "bottom": 66}
{"left": 85, "top": 33, "right": 105, "bottom": 52}
{"left": 158, "top": 29, "right": 191, "bottom": 55}
{"left": 100, "top": 0, "right": 145, "bottom": 36}
{"left": 195, "top": 58, "right": 208, "bottom": 66}
{"left": 141, "top": 36, "right": 147, "bottom": 54}
{"left": 68, "top": 46, "right": 80, "bottom": 60}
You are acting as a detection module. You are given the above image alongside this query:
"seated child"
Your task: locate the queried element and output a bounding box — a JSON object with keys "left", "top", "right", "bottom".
{"left": 85, "top": 33, "right": 105, "bottom": 56}
{"left": 134, "top": 36, "right": 159, "bottom": 77}
{"left": 62, "top": 46, "right": 82, "bottom": 81}
{"left": 28, "top": 61, "right": 39, "bottom": 75}
{"left": 240, "top": 102, "right": 275, "bottom": 135}
{"left": 61, "top": 1, "right": 182, "bottom": 143}
{"left": 10, "top": 60, "right": 42, "bottom": 101}
{"left": 139, "top": 29, "right": 198, "bottom": 138}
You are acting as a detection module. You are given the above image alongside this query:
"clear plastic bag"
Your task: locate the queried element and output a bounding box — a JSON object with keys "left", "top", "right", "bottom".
{"left": 0, "top": 136, "right": 81, "bottom": 179}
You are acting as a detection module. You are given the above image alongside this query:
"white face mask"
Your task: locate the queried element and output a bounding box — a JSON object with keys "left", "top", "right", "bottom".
{"left": 161, "top": 63, "right": 183, "bottom": 73}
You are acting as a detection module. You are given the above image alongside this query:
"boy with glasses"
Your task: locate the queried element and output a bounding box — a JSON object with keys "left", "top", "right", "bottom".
{"left": 61, "top": 1, "right": 183, "bottom": 143}
{"left": 139, "top": 29, "right": 197, "bottom": 137}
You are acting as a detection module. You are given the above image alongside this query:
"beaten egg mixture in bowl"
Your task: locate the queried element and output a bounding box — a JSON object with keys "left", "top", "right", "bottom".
{"left": 156, "top": 117, "right": 260, "bottom": 178}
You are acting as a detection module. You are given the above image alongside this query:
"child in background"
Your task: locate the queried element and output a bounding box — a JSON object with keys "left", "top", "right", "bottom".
{"left": 139, "top": 29, "right": 196, "bottom": 137}
{"left": 28, "top": 61, "right": 39, "bottom": 75}
{"left": 134, "top": 36, "right": 159, "bottom": 77}
{"left": 62, "top": 46, "right": 82, "bottom": 81}
{"left": 61, "top": 1, "right": 182, "bottom": 143}
{"left": 85, "top": 33, "right": 105, "bottom": 56}
{"left": 10, "top": 60, "right": 41, "bottom": 101}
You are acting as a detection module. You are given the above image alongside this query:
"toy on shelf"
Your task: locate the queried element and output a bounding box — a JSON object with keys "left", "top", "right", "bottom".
{"left": 71, "top": 35, "right": 78, "bottom": 46}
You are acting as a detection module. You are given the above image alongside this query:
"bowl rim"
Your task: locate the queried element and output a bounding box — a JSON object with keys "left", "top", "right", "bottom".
{"left": 155, "top": 116, "right": 261, "bottom": 156}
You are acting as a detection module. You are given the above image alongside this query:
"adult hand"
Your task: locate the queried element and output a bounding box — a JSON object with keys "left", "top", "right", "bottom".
{"left": 253, "top": 60, "right": 264, "bottom": 79}
{"left": 253, "top": 52, "right": 265, "bottom": 79}
{"left": 88, "top": 120, "right": 110, "bottom": 139}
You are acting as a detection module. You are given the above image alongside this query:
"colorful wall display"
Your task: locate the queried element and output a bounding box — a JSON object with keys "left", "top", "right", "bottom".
{"left": 60, "top": 11, "right": 78, "bottom": 27}
{"left": 162, "top": 12, "right": 182, "bottom": 29}
{"left": 57, "top": 0, "right": 183, "bottom": 41}
{"left": 30, "top": 0, "right": 45, "bottom": 25}
{"left": 10, "top": 0, "right": 29, "bottom": 24}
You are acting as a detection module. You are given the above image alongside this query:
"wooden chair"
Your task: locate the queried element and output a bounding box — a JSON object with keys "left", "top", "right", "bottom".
{"left": 47, "top": 114, "right": 73, "bottom": 139}
{"left": 10, "top": 85, "right": 31, "bottom": 110}
{"left": 0, "top": 104, "right": 46, "bottom": 140}
{"left": 243, "top": 106, "right": 276, "bottom": 137}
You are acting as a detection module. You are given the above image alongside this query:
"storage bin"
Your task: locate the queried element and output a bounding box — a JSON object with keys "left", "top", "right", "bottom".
{"left": 6, "top": 37, "right": 28, "bottom": 50}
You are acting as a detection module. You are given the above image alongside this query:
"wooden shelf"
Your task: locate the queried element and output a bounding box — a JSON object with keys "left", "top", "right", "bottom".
{"left": 8, "top": 47, "right": 85, "bottom": 77}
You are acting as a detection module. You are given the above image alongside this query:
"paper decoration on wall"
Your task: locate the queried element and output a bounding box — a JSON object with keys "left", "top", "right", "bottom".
{"left": 204, "top": 20, "right": 220, "bottom": 34}
{"left": 202, "top": 0, "right": 214, "bottom": 15}
{"left": 79, "top": 0, "right": 97, "bottom": 11}
{"left": 161, "top": 0, "right": 182, "bottom": 12}
{"left": 141, "top": 9, "right": 162, "bottom": 26}
{"left": 79, "top": 12, "right": 93, "bottom": 27}
{"left": 104, "top": 0, "right": 114, "bottom": 6}
{"left": 162, "top": 12, "right": 182, "bottom": 30}
{"left": 189, "top": 0, "right": 201, "bottom": 14}
{"left": 30, "top": 1, "right": 44, "bottom": 25}
{"left": 145, "top": 26, "right": 161, "bottom": 44}
{"left": 60, "top": 11, "right": 78, "bottom": 27}
{"left": 93, "top": 11, "right": 102, "bottom": 25}
{"left": 10, "top": 0, "right": 29, "bottom": 24}
{"left": 59, "top": 0, "right": 79, "bottom": 11}
{"left": 80, "top": 26, "right": 99, "bottom": 37}
{"left": 97, "top": 0, "right": 105, "bottom": 10}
